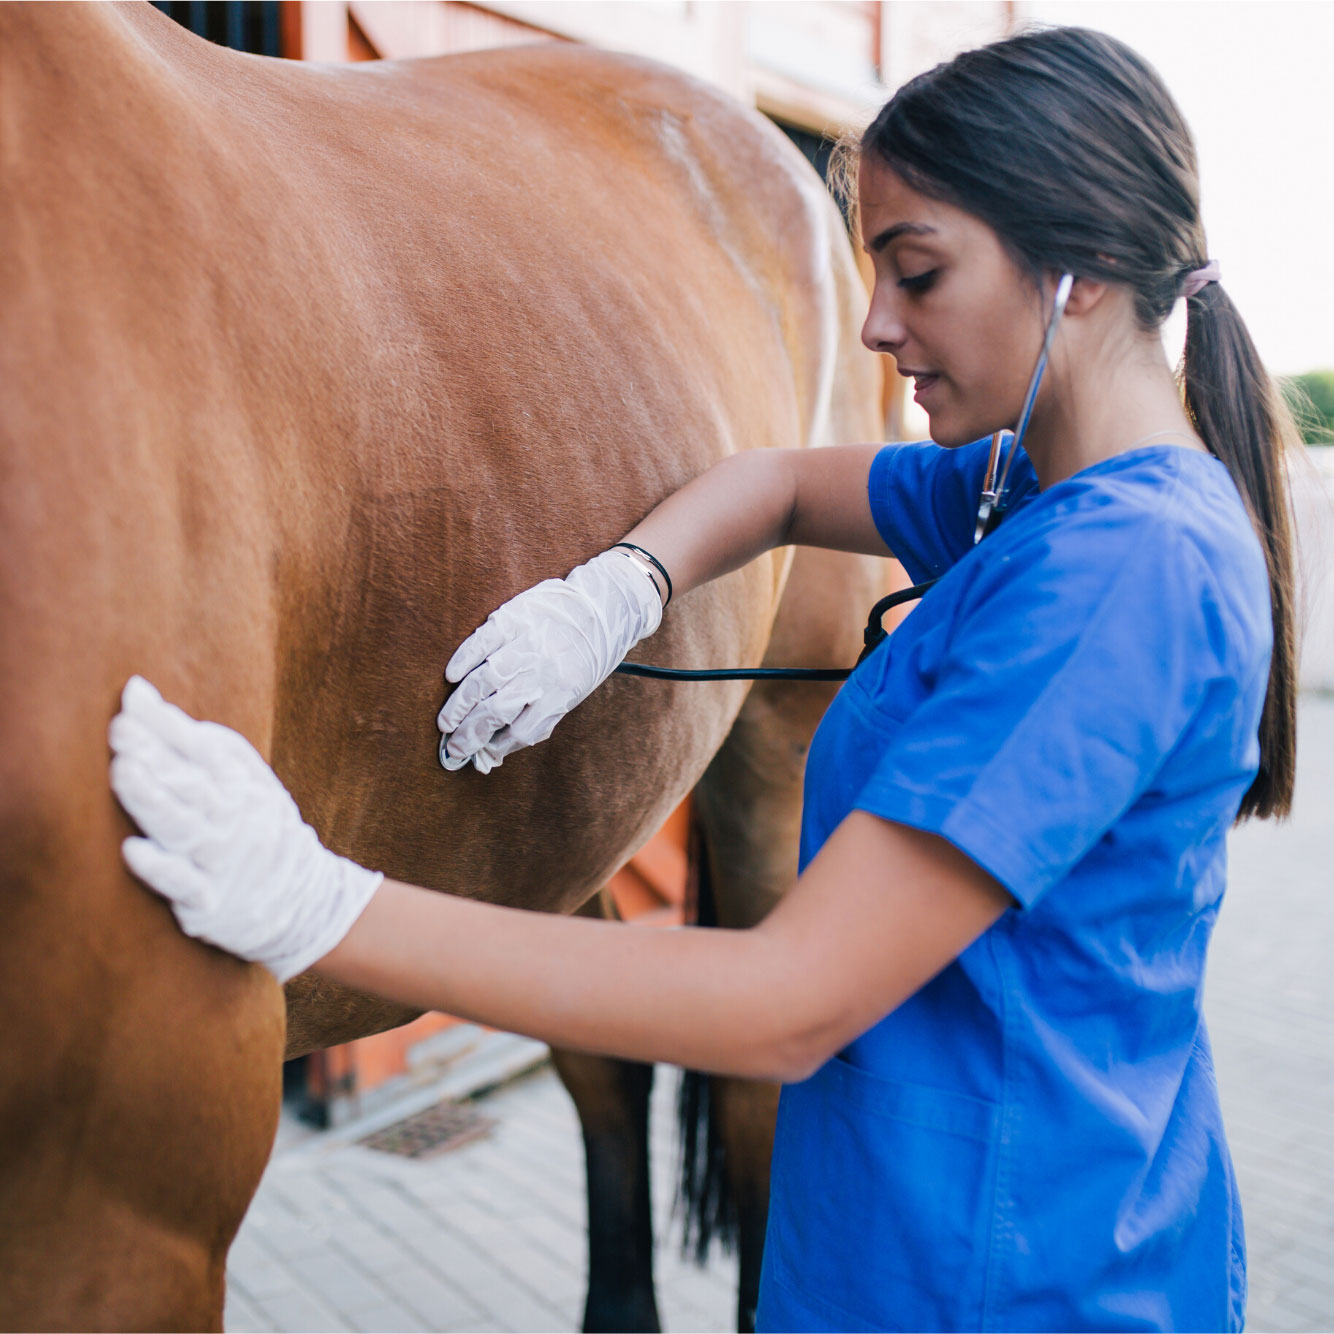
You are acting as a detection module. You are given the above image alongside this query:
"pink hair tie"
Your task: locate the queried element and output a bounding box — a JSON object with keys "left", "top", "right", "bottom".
{"left": 1182, "top": 260, "right": 1221, "bottom": 298}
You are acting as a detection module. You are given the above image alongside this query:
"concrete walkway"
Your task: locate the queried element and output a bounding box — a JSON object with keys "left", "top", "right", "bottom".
{"left": 226, "top": 696, "right": 1334, "bottom": 1334}
{"left": 225, "top": 1061, "right": 736, "bottom": 1333}
{"left": 1204, "top": 693, "right": 1334, "bottom": 1333}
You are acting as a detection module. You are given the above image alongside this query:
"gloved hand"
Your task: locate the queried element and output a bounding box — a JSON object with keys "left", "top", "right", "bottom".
{"left": 109, "top": 676, "right": 383, "bottom": 982}
{"left": 438, "top": 548, "right": 665, "bottom": 773}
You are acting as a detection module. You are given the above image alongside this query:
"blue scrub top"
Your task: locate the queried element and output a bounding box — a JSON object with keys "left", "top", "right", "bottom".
{"left": 756, "top": 440, "right": 1271, "bottom": 1333}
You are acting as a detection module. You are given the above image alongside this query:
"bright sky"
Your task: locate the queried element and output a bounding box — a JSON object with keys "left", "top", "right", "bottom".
{"left": 1022, "top": 0, "right": 1334, "bottom": 378}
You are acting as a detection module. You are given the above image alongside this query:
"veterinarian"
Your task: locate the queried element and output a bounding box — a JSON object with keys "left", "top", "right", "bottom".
{"left": 108, "top": 27, "right": 1294, "bottom": 1331}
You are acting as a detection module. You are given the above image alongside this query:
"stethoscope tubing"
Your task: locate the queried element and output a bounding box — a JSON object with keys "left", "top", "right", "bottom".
{"left": 614, "top": 579, "right": 940, "bottom": 683}
{"left": 613, "top": 663, "right": 853, "bottom": 682}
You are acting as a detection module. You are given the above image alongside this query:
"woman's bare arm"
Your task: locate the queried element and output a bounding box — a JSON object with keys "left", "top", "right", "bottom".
{"left": 620, "top": 443, "right": 892, "bottom": 601}
{"left": 319, "top": 811, "right": 1009, "bottom": 1083}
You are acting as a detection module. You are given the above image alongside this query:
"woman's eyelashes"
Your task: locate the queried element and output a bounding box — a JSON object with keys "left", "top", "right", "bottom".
{"left": 897, "top": 268, "right": 939, "bottom": 294}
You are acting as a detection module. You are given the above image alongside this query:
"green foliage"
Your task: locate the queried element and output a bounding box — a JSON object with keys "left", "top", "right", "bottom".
{"left": 1282, "top": 370, "right": 1334, "bottom": 444}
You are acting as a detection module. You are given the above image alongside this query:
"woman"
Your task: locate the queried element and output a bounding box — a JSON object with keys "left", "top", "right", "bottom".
{"left": 109, "top": 27, "right": 1296, "bottom": 1332}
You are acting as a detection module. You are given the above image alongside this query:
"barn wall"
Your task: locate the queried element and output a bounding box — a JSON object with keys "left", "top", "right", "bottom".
{"left": 286, "top": 1, "right": 1013, "bottom": 130}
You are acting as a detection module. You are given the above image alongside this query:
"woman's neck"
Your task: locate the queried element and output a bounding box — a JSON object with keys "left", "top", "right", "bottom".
{"left": 1020, "top": 329, "right": 1205, "bottom": 489}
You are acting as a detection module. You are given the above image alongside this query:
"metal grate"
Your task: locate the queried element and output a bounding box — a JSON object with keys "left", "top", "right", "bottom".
{"left": 359, "top": 1099, "right": 495, "bottom": 1160}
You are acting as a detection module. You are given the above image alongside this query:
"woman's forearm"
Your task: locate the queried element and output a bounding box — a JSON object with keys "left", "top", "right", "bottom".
{"left": 619, "top": 449, "right": 798, "bottom": 602}
{"left": 619, "top": 442, "right": 889, "bottom": 602}
{"left": 318, "top": 881, "right": 811, "bottom": 1081}
{"left": 316, "top": 813, "right": 1010, "bottom": 1084}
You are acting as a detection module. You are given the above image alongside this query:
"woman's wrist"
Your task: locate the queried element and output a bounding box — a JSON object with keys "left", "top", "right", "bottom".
{"left": 609, "top": 543, "right": 672, "bottom": 607}
{"left": 618, "top": 451, "right": 795, "bottom": 600}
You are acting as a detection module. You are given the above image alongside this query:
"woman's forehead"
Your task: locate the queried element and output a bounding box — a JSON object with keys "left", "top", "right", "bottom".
{"left": 857, "top": 162, "right": 959, "bottom": 251}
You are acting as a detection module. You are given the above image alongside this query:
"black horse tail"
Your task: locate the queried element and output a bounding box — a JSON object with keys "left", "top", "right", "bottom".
{"left": 676, "top": 818, "right": 740, "bottom": 1262}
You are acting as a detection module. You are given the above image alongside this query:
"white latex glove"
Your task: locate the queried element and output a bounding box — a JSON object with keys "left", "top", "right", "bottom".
{"left": 108, "top": 676, "right": 383, "bottom": 982}
{"left": 438, "top": 548, "right": 665, "bottom": 773}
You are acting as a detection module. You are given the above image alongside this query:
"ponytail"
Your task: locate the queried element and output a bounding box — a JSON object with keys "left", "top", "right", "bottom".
{"left": 1182, "top": 284, "right": 1298, "bottom": 819}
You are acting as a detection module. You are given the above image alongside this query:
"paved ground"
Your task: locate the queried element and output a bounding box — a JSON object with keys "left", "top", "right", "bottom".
{"left": 226, "top": 696, "right": 1334, "bottom": 1334}
{"left": 1204, "top": 693, "right": 1334, "bottom": 1333}
{"left": 225, "top": 1062, "right": 736, "bottom": 1333}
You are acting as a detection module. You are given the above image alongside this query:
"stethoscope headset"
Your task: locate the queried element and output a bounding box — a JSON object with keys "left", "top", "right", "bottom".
{"left": 614, "top": 274, "right": 1074, "bottom": 685}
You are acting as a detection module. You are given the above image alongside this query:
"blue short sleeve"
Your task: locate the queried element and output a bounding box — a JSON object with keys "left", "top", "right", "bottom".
{"left": 868, "top": 438, "right": 1039, "bottom": 584}
{"left": 854, "top": 507, "right": 1230, "bottom": 909}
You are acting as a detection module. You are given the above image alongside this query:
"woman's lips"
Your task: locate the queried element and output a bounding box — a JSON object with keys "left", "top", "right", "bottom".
{"left": 911, "top": 372, "right": 941, "bottom": 404}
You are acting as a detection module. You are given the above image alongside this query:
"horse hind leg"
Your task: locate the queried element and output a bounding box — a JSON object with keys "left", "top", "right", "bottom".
{"left": 551, "top": 895, "right": 661, "bottom": 1334}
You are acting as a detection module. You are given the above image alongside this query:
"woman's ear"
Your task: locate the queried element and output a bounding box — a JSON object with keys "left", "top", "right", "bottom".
{"left": 1062, "top": 274, "right": 1111, "bottom": 315}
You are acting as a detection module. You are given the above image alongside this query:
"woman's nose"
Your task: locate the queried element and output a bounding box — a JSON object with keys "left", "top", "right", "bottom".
{"left": 861, "top": 292, "right": 906, "bottom": 356}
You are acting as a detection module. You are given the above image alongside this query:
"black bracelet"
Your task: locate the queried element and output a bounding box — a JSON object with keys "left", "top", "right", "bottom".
{"left": 611, "top": 542, "right": 673, "bottom": 607}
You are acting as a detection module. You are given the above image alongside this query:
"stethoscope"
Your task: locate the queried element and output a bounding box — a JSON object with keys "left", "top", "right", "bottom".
{"left": 614, "top": 274, "right": 1075, "bottom": 685}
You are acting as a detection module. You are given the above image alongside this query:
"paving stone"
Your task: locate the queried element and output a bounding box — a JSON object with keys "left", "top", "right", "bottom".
{"left": 325, "top": 1220, "right": 419, "bottom": 1277}
{"left": 460, "top": 1144, "right": 585, "bottom": 1231}
{"left": 344, "top": 1297, "right": 431, "bottom": 1334}
{"left": 406, "top": 1224, "right": 568, "bottom": 1330}
{"left": 658, "top": 1289, "right": 734, "bottom": 1334}
{"left": 422, "top": 1197, "right": 508, "bottom": 1241}
{"left": 501, "top": 1115, "right": 586, "bottom": 1171}
{"left": 433, "top": 1167, "right": 539, "bottom": 1223}
{"left": 222, "top": 1286, "right": 266, "bottom": 1333}
{"left": 657, "top": 1251, "right": 740, "bottom": 1310}
{"left": 511, "top": 1210, "right": 586, "bottom": 1270}
{"left": 283, "top": 1246, "right": 395, "bottom": 1320}
{"left": 249, "top": 1209, "right": 341, "bottom": 1262}
{"left": 1252, "top": 1290, "right": 1331, "bottom": 1334}
{"left": 226, "top": 1234, "right": 305, "bottom": 1302}
{"left": 1270, "top": 1242, "right": 1334, "bottom": 1292}
{"left": 479, "top": 1231, "right": 585, "bottom": 1308}
{"left": 482, "top": 1130, "right": 585, "bottom": 1199}
{"left": 251, "top": 1287, "right": 352, "bottom": 1333}
{"left": 378, "top": 1265, "right": 482, "bottom": 1329}
{"left": 325, "top": 1180, "right": 439, "bottom": 1245}
{"left": 268, "top": 1166, "right": 360, "bottom": 1209}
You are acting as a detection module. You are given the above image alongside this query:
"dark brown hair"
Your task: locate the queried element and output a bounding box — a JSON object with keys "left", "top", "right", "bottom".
{"left": 846, "top": 25, "right": 1297, "bottom": 819}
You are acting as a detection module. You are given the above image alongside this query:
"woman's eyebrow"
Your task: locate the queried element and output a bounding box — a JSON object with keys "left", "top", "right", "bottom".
{"left": 865, "top": 221, "right": 938, "bottom": 254}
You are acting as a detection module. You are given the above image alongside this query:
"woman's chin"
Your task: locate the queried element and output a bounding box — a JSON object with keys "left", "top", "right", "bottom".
{"left": 928, "top": 412, "right": 1009, "bottom": 450}
{"left": 923, "top": 413, "right": 973, "bottom": 449}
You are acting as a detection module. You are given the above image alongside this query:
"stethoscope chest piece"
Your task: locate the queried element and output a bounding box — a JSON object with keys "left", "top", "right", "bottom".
{"left": 974, "top": 494, "right": 1008, "bottom": 544}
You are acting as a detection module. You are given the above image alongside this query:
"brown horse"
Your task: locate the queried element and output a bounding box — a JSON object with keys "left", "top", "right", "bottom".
{"left": 0, "top": 4, "right": 888, "bottom": 1329}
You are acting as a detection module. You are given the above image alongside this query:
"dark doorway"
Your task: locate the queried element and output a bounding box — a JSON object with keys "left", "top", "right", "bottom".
{"left": 151, "top": 2, "right": 282, "bottom": 57}
{"left": 772, "top": 120, "right": 836, "bottom": 187}
{"left": 770, "top": 118, "right": 858, "bottom": 231}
